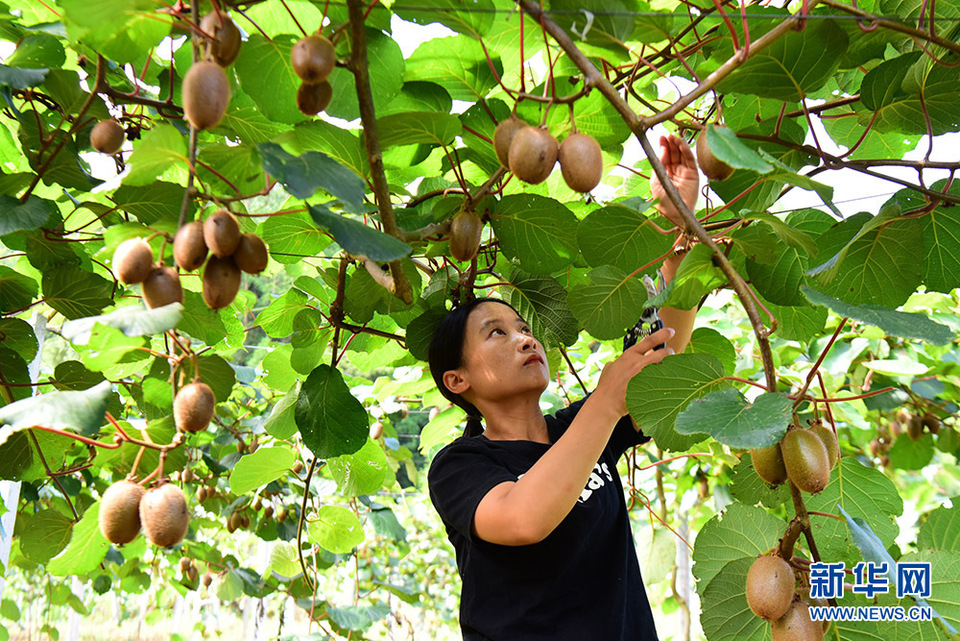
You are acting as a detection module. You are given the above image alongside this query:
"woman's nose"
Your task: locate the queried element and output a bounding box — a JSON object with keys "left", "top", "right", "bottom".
{"left": 517, "top": 333, "right": 536, "bottom": 350}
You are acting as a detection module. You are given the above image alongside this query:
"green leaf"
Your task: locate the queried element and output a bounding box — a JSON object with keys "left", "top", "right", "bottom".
{"left": 307, "top": 505, "right": 364, "bottom": 554}
{"left": 77, "top": 325, "right": 148, "bottom": 373}
{"left": 230, "top": 445, "right": 297, "bottom": 495}
{"left": 111, "top": 182, "right": 185, "bottom": 226}
{"left": 256, "top": 288, "right": 311, "bottom": 338}
{"left": 259, "top": 213, "right": 332, "bottom": 266}
{"left": 675, "top": 390, "right": 792, "bottom": 449}
{"left": 568, "top": 265, "right": 647, "bottom": 340}
{"left": 308, "top": 204, "right": 411, "bottom": 262}
{"left": 124, "top": 124, "right": 188, "bottom": 187}
{"left": 899, "top": 549, "right": 960, "bottom": 635}
{"left": 0, "top": 318, "right": 39, "bottom": 364}
{"left": 260, "top": 143, "right": 365, "bottom": 212}
{"left": 860, "top": 52, "right": 960, "bottom": 136}
{"left": 405, "top": 36, "right": 500, "bottom": 102}
{"left": 863, "top": 359, "right": 930, "bottom": 377}
{"left": 699, "top": 558, "right": 767, "bottom": 641}
{"left": 6, "top": 34, "right": 65, "bottom": 69}
{"left": 325, "top": 29, "right": 404, "bottom": 122}
{"left": 406, "top": 307, "right": 447, "bottom": 362}
{"left": 295, "top": 365, "right": 368, "bottom": 458}
{"left": 0, "top": 431, "right": 33, "bottom": 481}
{"left": 650, "top": 244, "right": 725, "bottom": 311}
{"left": 0, "top": 64, "right": 46, "bottom": 89}
{"left": 766, "top": 299, "right": 828, "bottom": 341}
{"left": 61, "top": 303, "right": 182, "bottom": 345}
{"left": 41, "top": 265, "right": 113, "bottom": 320}
{"left": 801, "top": 287, "right": 953, "bottom": 345}
{"left": 0, "top": 195, "right": 54, "bottom": 234}
{"left": 919, "top": 500, "right": 960, "bottom": 552}
{"left": 0, "top": 381, "right": 111, "bottom": 446}
{"left": 490, "top": 195, "right": 579, "bottom": 275}
{"left": 325, "top": 604, "right": 390, "bottom": 633}
{"left": 283, "top": 120, "right": 367, "bottom": 178}
{"left": 234, "top": 34, "right": 304, "bottom": 126}
{"left": 686, "top": 328, "right": 736, "bottom": 376}
{"left": 922, "top": 207, "right": 960, "bottom": 294}
{"left": 887, "top": 432, "right": 934, "bottom": 470}
{"left": 393, "top": 0, "right": 496, "bottom": 37}
{"left": 729, "top": 456, "right": 790, "bottom": 509}
{"left": 626, "top": 353, "right": 729, "bottom": 452}
{"left": 376, "top": 112, "right": 462, "bottom": 148}
{"left": 504, "top": 269, "right": 579, "bottom": 347}
{"left": 576, "top": 205, "right": 673, "bottom": 273}
{"left": 19, "top": 509, "right": 73, "bottom": 564}
{"left": 47, "top": 503, "right": 109, "bottom": 576}
{"left": 369, "top": 507, "right": 408, "bottom": 543}
{"left": 61, "top": 0, "right": 168, "bottom": 64}
{"left": 704, "top": 125, "right": 773, "bottom": 173}
{"left": 266, "top": 542, "right": 302, "bottom": 580}
{"left": 327, "top": 439, "right": 389, "bottom": 497}
{"left": 263, "top": 384, "right": 301, "bottom": 440}
{"left": 0, "top": 266, "right": 38, "bottom": 314}
{"left": 691, "top": 502, "right": 784, "bottom": 592}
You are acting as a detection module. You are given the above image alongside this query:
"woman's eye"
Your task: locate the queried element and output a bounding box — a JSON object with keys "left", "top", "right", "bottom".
{"left": 490, "top": 328, "right": 505, "bottom": 336}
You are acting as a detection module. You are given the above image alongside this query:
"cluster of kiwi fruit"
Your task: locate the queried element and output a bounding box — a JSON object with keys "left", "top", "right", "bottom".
{"left": 112, "top": 237, "right": 184, "bottom": 309}
{"left": 494, "top": 116, "right": 603, "bottom": 193}
{"left": 98, "top": 479, "right": 190, "bottom": 548}
{"left": 183, "top": 10, "right": 242, "bottom": 131}
{"left": 869, "top": 407, "right": 942, "bottom": 464}
{"left": 291, "top": 34, "right": 336, "bottom": 116}
{"left": 750, "top": 419, "right": 838, "bottom": 494}
{"left": 746, "top": 553, "right": 828, "bottom": 641}
{"left": 696, "top": 125, "right": 735, "bottom": 182}
{"left": 174, "top": 208, "right": 268, "bottom": 310}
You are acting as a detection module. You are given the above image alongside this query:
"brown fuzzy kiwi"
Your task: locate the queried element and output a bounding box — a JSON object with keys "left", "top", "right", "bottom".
{"left": 202, "top": 255, "right": 242, "bottom": 310}
{"left": 696, "top": 127, "right": 735, "bottom": 182}
{"left": 202, "top": 572, "right": 213, "bottom": 587}
{"left": 921, "top": 412, "right": 941, "bottom": 434}
{"left": 139, "top": 483, "right": 189, "bottom": 548}
{"left": 203, "top": 209, "right": 241, "bottom": 257}
{"left": 746, "top": 555, "right": 795, "bottom": 621}
{"left": 771, "top": 600, "right": 823, "bottom": 641}
{"left": 173, "top": 221, "right": 208, "bottom": 271}
{"left": 297, "top": 81, "right": 333, "bottom": 116}
{"left": 98, "top": 480, "right": 145, "bottom": 545}
{"left": 508, "top": 126, "right": 558, "bottom": 184}
{"left": 449, "top": 208, "right": 483, "bottom": 262}
{"left": 90, "top": 119, "right": 125, "bottom": 154}
{"left": 291, "top": 35, "right": 335, "bottom": 83}
{"left": 907, "top": 415, "right": 924, "bottom": 441}
{"left": 113, "top": 238, "right": 154, "bottom": 285}
{"left": 810, "top": 421, "right": 840, "bottom": 469}
{"left": 558, "top": 133, "right": 603, "bottom": 193}
{"left": 369, "top": 421, "right": 384, "bottom": 440}
{"left": 142, "top": 266, "right": 183, "bottom": 309}
{"left": 174, "top": 382, "right": 215, "bottom": 433}
{"left": 233, "top": 233, "right": 268, "bottom": 274}
{"left": 751, "top": 443, "right": 788, "bottom": 485}
{"left": 781, "top": 429, "right": 830, "bottom": 494}
{"left": 182, "top": 60, "right": 230, "bottom": 131}
{"left": 493, "top": 116, "right": 527, "bottom": 167}
{"left": 227, "top": 511, "right": 241, "bottom": 533}
{"left": 200, "top": 11, "right": 242, "bottom": 67}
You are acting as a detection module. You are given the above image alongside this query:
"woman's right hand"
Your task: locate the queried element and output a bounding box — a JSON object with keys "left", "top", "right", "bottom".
{"left": 591, "top": 327, "right": 675, "bottom": 418}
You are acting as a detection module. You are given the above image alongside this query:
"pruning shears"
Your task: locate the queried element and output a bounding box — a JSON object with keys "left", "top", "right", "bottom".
{"left": 623, "top": 270, "right": 667, "bottom": 352}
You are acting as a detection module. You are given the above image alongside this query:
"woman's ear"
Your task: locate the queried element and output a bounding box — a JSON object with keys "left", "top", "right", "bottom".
{"left": 443, "top": 369, "right": 469, "bottom": 395}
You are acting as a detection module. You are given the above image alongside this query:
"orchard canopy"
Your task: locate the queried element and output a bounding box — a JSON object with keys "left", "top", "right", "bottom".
{"left": 0, "top": 0, "right": 959, "bottom": 639}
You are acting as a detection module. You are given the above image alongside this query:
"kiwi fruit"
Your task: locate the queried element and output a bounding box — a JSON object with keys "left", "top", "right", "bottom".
{"left": 179, "top": 556, "right": 191, "bottom": 573}
{"left": 202, "top": 572, "right": 213, "bottom": 588}
{"left": 292, "top": 460, "right": 304, "bottom": 475}
{"left": 142, "top": 266, "right": 183, "bottom": 309}
{"left": 174, "top": 382, "right": 215, "bottom": 433}
{"left": 558, "top": 133, "right": 603, "bottom": 193}
{"left": 369, "top": 421, "right": 383, "bottom": 440}
{"left": 202, "top": 255, "right": 242, "bottom": 310}
{"left": 263, "top": 505, "right": 274, "bottom": 519}
{"left": 139, "top": 483, "right": 189, "bottom": 548}
{"left": 203, "top": 209, "right": 241, "bottom": 257}
{"left": 746, "top": 555, "right": 795, "bottom": 621}
{"left": 90, "top": 119, "right": 125, "bottom": 154}
{"left": 297, "top": 81, "right": 333, "bottom": 116}
{"left": 921, "top": 412, "right": 941, "bottom": 434}
{"left": 781, "top": 429, "right": 830, "bottom": 494}
{"left": 291, "top": 35, "right": 336, "bottom": 83}
{"left": 227, "top": 511, "right": 241, "bottom": 533}
{"left": 907, "top": 415, "right": 924, "bottom": 441}
{"left": 771, "top": 600, "right": 823, "bottom": 641}
{"left": 493, "top": 116, "right": 527, "bottom": 167}
{"left": 508, "top": 126, "right": 558, "bottom": 185}
{"left": 173, "top": 221, "right": 208, "bottom": 271}
{"left": 182, "top": 60, "right": 230, "bottom": 131}
{"left": 98, "top": 480, "right": 145, "bottom": 545}
{"left": 233, "top": 233, "right": 268, "bottom": 274}
{"left": 751, "top": 443, "right": 788, "bottom": 485}
{"left": 810, "top": 422, "right": 840, "bottom": 469}
{"left": 113, "top": 237, "right": 154, "bottom": 285}
{"left": 450, "top": 208, "right": 483, "bottom": 262}
{"left": 200, "top": 11, "right": 242, "bottom": 67}
{"left": 696, "top": 127, "right": 735, "bottom": 182}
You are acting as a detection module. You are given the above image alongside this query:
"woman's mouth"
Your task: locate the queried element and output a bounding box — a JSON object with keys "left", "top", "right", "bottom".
{"left": 524, "top": 354, "right": 543, "bottom": 366}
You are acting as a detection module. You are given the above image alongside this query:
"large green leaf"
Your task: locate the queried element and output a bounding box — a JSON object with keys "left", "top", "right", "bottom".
{"left": 860, "top": 52, "right": 960, "bottom": 136}
{"left": 626, "top": 353, "right": 729, "bottom": 452}
{"left": 377, "top": 112, "right": 462, "bottom": 148}
{"left": 0, "top": 195, "right": 54, "bottom": 234}
{"left": 111, "top": 181, "right": 185, "bottom": 226}
{"left": 0, "top": 64, "right": 46, "bottom": 89}
{"left": 230, "top": 445, "right": 298, "bottom": 495}
{"left": 703, "top": 126, "right": 772, "bottom": 173}
{"left": 576, "top": 205, "right": 673, "bottom": 273}
{"left": 234, "top": 34, "right": 304, "bottom": 126}
{"left": 327, "top": 439, "right": 389, "bottom": 497}
{"left": 259, "top": 212, "right": 333, "bottom": 266}
{"left": 504, "top": 269, "right": 579, "bottom": 347}
{"left": 284, "top": 120, "right": 368, "bottom": 178}
{"left": 922, "top": 207, "right": 960, "bottom": 294}
{"left": 260, "top": 143, "right": 365, "bottom": 212}
{"left": 308, "top": 204, "right": 411, "bottom": 262}
{"left": 691, "top": 502, "right": 784, "bottom": 591}
{"left": 325, "top": 29, "right": 405, "bottom": 122}
{"left": 0, "top": 318, "right": 38, "bottom": 363}
{"left": 729, "top": 456, "right": 790, "bottom": 509}
{"left": 0, "top": 266, "right": 38, "bottom": 314}
{"left": 699, "top": 558, "right": 767, "bottom": 641}
{"left": 918, "top": 500, "right": 960, "bottom": 552}
{"left": 19, "top": 509, "right": 73, "bottom": 564}
{"left": 61, "top": 0, "right": 168, "bottom": 64}
{"left": 649, "top": 244, "right": 725, "bottom": 311}
{"left": 405, "top": 36, "right": 501, "bottom": 102}
{"left": 124, "top": 124, "right": 188, "bottom": 187}
{"left": 326, "top": 604, "right": 391, "bottom": 634}
{"left": 490, "top": 194, "right": 579, "bottom": 275}
{"left": 568, "top": 265, "right": 647, "bottom": 340}
{"left": 674, "top": 390, "right": 792, "bottom": 449}
{"left": 61, "top": 303, "right": 182, "bottom": 345}
{"left": 0, "top": 381, "right": 111, "bottom": 446}
{"left": 393, "top": 0, "right": 496, "bottom": 37}
{"left": 686, "top": 327, "right": 736, "bottom": 376}
{"left": 47, "top": 503, "right": 109, "bottom": 576}
{"left": 41, "top": 265, "right": 113, "bottom": 320}
{"left": 295, "top": 365, "right": 368, "bottom": 458}
{"left": 307, "top": 505, "right": 365, "bottom": 554}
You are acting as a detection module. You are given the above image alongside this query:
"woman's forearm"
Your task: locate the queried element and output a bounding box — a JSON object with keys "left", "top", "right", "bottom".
{"left": 659, "top": 252, "right": 696, "bottom": 354}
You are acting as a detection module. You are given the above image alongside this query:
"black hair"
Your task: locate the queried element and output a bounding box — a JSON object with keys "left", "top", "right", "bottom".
{"left": 428, "top": 297, "right": 520, "bottom": 438}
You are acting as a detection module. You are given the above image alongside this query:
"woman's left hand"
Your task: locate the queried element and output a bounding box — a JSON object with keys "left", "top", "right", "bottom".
{"left": 591, "top": 327, "right": 675, "bottom": 419}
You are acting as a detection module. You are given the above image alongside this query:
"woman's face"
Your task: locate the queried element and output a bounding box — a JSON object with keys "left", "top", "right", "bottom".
{"left": 448, "top": 302, "right": 549, "bottom": 404}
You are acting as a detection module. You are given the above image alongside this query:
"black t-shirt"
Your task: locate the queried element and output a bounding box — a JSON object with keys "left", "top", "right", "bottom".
{"left": 428, "top": 398, "right": 659, "bottom": 641}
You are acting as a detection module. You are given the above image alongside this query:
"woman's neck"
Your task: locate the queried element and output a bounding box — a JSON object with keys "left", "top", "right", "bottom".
{"left": 477, "top": 396, "right": 549, "bottom": 443}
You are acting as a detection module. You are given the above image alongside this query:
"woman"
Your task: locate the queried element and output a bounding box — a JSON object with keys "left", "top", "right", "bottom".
{"left": 427, "top": 135, "right": 699, "bottom": 641}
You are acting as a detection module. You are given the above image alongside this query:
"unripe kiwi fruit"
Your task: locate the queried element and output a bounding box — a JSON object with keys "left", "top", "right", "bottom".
{"left": 781, "top": 429, "right": 830, "bottom": 494}
{"left": 90, "top": 119, "right": 125, "bottom": 154}
{"left": 810, "top": 422, "right": 839, "bottom": 469}
{"left": 493, "top": 116, "right": 527, "bottom": 167}
{"left": 174, "top": 382, "right": 215, "bottom": 433}
{"left": 449, "top": 208, "right": 482, "bottom": 262}
{"left": 696, "top": 127, "right": 735, "bottom": 182}
{"left": 297, "top": 81, "right": 332, "bottom": 116}
{"left": 746, "top": 555, "right": 795, "bottom": 621}
{"left": 99, "top": 480, "right": 145, "bottom": 545}
{"left": 508, "top": 126, "right": 558, "bottom": 185}
{"left": 921, "top": 412, "right": 941, "bottom": 434}
{"left": 203, "top": 209, "right": 241, "bottom": 257}
{"left": 139, "top": 483, "right": 189, "bottom": 548}
{"left": 200, "top": 11, "right": 242, "bottom": 67}
{"left": 558, "top": 133, "right": 603, "bottom": 193}
{"left": 291, "top": 35, "right": 335, "bottom": 83}
{"left": 907, "top": 415, "right": 923, "bottom": 441}
{"left": 202, "top": 255, "right": 242, "bottom": 310}
{"left": 113, "top": 238, "right": 154, "bottom": 285}
{"left": 233, "top": 233, "right": 268, "bottom": 274}
{"left": 182, "top": 61, "right": 230, "bottom": 131}
{"left": 142, "top": 266, "right": 183, "bottom": 309}
{"left": 771, "top": 600, "right": 823, "bottom": 641}
{"left": 751, "top": 443, "right": 788, "bottom": 485}
{"left": 173, "top": 221, "right": 208, "bottom": 271}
